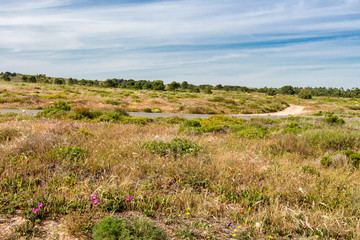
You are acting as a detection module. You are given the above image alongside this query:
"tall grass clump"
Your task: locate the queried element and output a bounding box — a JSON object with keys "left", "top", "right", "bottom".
{"left": 143, "top": 137, "right": 201, "bottom": 158}
{"left": 92, "top": 216, "right": 167, "bottom": 240}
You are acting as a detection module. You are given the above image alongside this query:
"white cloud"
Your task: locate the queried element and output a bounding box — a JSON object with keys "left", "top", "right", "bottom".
{"left": 1, "top": 0, "right": 360, "bottom": 87}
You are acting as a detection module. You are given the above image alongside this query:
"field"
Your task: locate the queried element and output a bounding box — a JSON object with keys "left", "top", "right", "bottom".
{"left": 1, "top": 79, "right": 360, "bottom": 239}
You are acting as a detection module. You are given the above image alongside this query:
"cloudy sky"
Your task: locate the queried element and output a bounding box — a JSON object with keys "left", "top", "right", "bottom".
{"left": 1, "top": 0, "right": 359, "bottom": 88}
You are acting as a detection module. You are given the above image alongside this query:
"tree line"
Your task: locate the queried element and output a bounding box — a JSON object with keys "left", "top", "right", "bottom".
{"left": 1, "top": 71, "right": 359, "bottom": 98}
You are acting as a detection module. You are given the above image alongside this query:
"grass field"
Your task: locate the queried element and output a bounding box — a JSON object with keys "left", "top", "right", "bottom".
{"left": 1, "top": 79, "right": 360, "bottom": 239}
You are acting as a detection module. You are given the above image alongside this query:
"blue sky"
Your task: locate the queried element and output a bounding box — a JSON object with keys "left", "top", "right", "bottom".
{"left": 1, "top": 0, "right": 359, "bottom": 88}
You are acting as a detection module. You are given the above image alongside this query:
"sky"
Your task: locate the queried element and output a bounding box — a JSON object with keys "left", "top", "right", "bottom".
{"left": 0, "top": 0, "right": 360, "bottom": 88}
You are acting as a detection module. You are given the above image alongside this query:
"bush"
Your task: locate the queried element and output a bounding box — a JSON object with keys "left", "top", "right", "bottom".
{"left": 324, "top": 115, "right": 345, "bottom": 125}
{"left": 144, "top": 108, "right": 152, "bottom": 113}
{"left": 321, "top": 150, "right": 360, "bottom": 168}
{"left": 298, "top": 89, "right": 312, "bottom": 99}
{"left": 144, "top": 138, "right": 201, "bottom": 158}
{"left": 53, "top": 101, "right": 71, "bottom": 111}
{"left": 92, "top": 216, "right": 167, "bottom": 240}
{"left": 52, "top": 145, "right": 87, "bottom": 165}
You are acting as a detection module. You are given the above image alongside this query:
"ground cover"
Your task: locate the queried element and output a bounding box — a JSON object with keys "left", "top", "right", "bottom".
{"left": 0, "top": 105, "right": 359, "bottom": 239}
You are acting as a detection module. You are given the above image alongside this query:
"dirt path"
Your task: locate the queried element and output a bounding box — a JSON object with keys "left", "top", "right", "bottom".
{"left": 0, "top": 105, "right": 308, "bottom": 119}
{"left": 247, "top": 105, "right": 307, "bottom": 117}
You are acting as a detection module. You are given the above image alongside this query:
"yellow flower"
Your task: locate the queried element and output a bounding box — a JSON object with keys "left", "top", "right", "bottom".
{"left": 186, "top": 212, "right": 190, "bottom": 215}
{"left": 234, "top": 229, "right": 237, "bottom": 232}
{"left": 220, "top": 220, "right": 223, "bottom": 222}
{"left": 238, "top": 225, "right": 242, "bottom": 228}
{"left": 178, "top": 214, "right": 181, "bottom": 217}
{"left": 315, "top": 235, "right": 319, "bottom": 238}
{"left": 186, "top": 208, "right": 190, "bottom": 210}
{"left": 268, "top": 236, "right": 273, "bottom": 239}
{"left": 232, "top": 234, "right": 237, "bottom": 237}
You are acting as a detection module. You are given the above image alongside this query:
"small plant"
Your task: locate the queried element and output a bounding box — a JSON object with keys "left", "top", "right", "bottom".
{"left": 321, "top": 150, "right": 360, "bottom": 168}
{"left": 324, "top": 114, "right": 345, "bottom": 125}
{"left": 105, "top": 99, "right": 120, "bottom": 105}
{"left": 175, "top": 227, "right": 198, "bottom": 240}
{"left": 53, "top": 101, "right": 71, "bottom": 111}
{"left": 144, "top": 108, "right": 152, "bottom": 113}
{"left": 92, "top": 216, "right": 167, "bottom": 240}
{"left": 144, "top": 138, "right": 201, "bottom": 158}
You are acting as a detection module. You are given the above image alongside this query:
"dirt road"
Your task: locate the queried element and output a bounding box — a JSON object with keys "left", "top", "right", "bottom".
{"left": 0, "top": 105, "right": 308, "bottom": 119}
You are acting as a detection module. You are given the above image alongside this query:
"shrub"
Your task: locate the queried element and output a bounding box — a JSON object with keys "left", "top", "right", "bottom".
{"left": 298, "top": 89, "right": 312, "bottom": 99}
{"left": 144, "top": 108, "right": 152, "bottom": 113}
{"left": 53, "top": 101, "right": 71, "bottom": 111}
{"left": 105, "top": 99, "right": 120, "bottom": 105}
{"left": 320, "top": 150, "right": 360, "bottom": 168}
{"left": 52, "top": 145, "right": 87, "bottom": 165}
{"left": 324, "top": 115, "right": 345, "bottom": 125}
{"left": 92, "top": 216, "right": 167, "bottom": 240}
{"left": 144, "top": 138, "right": 201, "bottom": 158}
{"left": 303, "top": 129, "right": 360, "bottom": 151}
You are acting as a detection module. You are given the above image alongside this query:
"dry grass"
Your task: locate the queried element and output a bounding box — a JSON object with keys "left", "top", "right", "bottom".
{"left": 0, "top": 112, "right": 360, "bottom": 239}
{"left": 1, "top": 80, "right": 360, "bottom": 239}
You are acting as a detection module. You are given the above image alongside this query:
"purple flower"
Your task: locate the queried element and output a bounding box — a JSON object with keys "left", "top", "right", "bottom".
{"left": 129, "top": 196, "right": 134, "bottom": 200}
{"left": 93, "top": 199, "right": 98, "bottom": 205}
{"left": 125, "top": 197, "right": 129, "bottom": 201}
{"left": 91, "top": 194, "right": 97, "bottom": 200}
{"left": 33, "top": 208, "right": 39, "bottom": 213}
{"left": 258, "top": 182, "right": 262, "bottom": 186}
{"left": 38, "top": 203, "right": 43, "bottom": 208}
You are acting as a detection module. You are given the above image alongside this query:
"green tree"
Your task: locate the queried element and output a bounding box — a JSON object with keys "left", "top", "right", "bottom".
{"left": 152, "top": 80, "right": 165, "bottom": 91}
{"left": 280, "top": 85, "right": 295, "bottom": 95}
{"left": 298, "top": 88, "right": 312, "bottom": 99}
{"left": 181, "top": 81, "right": 189, "bottom": 90}
{"left": 167, "top": 81, "right": 180, "bottom": 91}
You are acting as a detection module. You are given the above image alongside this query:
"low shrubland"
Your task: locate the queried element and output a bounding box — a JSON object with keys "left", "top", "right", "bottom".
{"left": 0, "top": 111, "right": 360, "bottom": 239}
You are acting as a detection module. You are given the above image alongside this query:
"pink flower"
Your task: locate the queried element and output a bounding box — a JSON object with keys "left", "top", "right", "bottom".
{"left": 33, "top": 208, "right": 39, "bottom": 213}
{"left": 93, "top": 199, "right": 98, "bottom": 205}
{"left": 125, "top": 197, "right": 129, "bottom": 201}
{"left": 129, "top": 196, "right": 134, "bottom": 200}
{"left": 258, "top": 182, "right": 262, "bottom": 186}
{"left": 91, "top": 194, "right": 97, "bottom": 200}
{"left": 38, "top": 203, "right": 43, "bottom": 208}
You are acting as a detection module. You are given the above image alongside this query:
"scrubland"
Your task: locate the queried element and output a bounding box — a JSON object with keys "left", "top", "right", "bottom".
{"left": 0, "top": 80, "right": 360, "bottom": 239}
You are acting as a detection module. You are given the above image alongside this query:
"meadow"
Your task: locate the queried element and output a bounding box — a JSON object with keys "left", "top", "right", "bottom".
{"left": 1, "top": 79, "right": 360, "bottom": 239}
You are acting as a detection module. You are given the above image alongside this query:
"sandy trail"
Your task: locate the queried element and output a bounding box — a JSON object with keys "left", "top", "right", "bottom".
{"left": 249, "top": 105, "right": 307, "bottom": 116}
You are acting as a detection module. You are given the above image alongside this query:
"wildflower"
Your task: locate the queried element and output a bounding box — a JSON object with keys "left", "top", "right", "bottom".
{"left": 178, "top": 214, "right": 181, "bottom": 217}
{"left": 91, "top": 194, "right": 97, "bottom": 200}
{"left": 129, "top": 196, "right": 134, "bottom": 200}
{"left": 232, "top": 234, "right": 236, "bottom": 237}
{"left": 258, "top": 182, "right": 262, "bottom": 186}
{"left": 93, "top": 199, "right": 98, "bottom": 205}
{"left": 38, "top": 203, "right": 43, "bottom": 208}
{"left": 233, "top": 229, "right": 237, "bottom": 232}
{"left": 268, "top": 236, "right": 273, "bottom": 239}
{"left": 33, "top": 209, "right": 39, "bottom": 213}
{"left": 186, "top": 212, "right": 190, "bottom": 215}
{"left": 315, "top": 235, "right": 319, "bottom": 238}
{"left": 238, "top": 225, "right": 242, "bottom": 228}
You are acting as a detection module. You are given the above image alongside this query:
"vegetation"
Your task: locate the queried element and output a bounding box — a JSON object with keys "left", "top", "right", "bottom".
{"left": 0, "top": 75, "right": 360, "bottom": 239}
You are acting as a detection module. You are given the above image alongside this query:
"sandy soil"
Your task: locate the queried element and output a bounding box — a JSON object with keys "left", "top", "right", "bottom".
{"left": 252, "top": 105, "right": 308, "bottom": 116}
